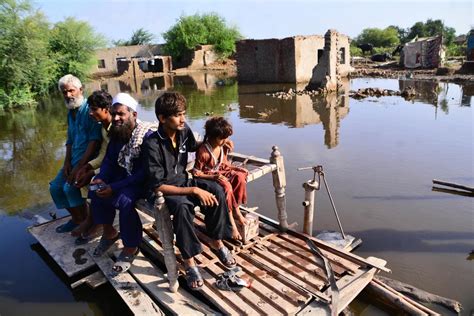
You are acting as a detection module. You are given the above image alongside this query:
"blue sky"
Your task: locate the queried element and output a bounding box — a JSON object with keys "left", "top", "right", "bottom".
{"left": 34, "top": 0, "right": 473, "bottom": 44}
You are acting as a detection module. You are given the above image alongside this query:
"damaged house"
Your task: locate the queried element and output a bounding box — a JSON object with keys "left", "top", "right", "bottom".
{"left": 400, "top": 35, "right": 445, "bottom": 69}
{"left": 94, "top": 45, "right": 172, "bottom": 77}
{"left": 236, "top": 29, "right": 351, "bottom": 90}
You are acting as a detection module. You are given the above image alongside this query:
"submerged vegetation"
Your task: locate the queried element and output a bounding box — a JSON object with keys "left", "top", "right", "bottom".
{"left": 0, "top": 0, "right": 105, "bottom": 110}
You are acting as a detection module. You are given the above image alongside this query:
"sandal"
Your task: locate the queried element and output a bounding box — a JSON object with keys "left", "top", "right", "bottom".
{"left": 55, "top": 220, "right": 79, "bottom": 233}
{"left": 75, "top": 231, "right": 98, "bottom": 246}
{"left": 215, "top": 268, "right": 249, "bottom": 291}
{"left": 185, "top": 266, "right": 204, "bottom": 291}
{"left": 112, "top": 248, "right": 139, "bottom": 274}
{"left": 92, "top": 234, "right": 120, "bottom": 257}
{"left": 215, "top": 246, "right": 237, "bottom": 269}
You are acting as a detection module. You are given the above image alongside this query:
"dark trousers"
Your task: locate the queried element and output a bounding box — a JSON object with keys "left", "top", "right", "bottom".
{"left": 91, "top": 187, "right": 142, "bottom": 248}
{"left": 165, "top": 179, "right": 232, "bottom": 259}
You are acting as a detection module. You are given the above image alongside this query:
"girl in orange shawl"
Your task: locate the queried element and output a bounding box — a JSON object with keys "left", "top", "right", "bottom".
{"left": 192, "top": 117, "right": 248, "bottom": 240}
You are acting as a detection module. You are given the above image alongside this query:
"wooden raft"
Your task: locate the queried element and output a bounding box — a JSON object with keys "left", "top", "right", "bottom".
{"left": 28, "top": 210, "right": 388, "bottom": 315}
{"left": 28, "top": 148, "right": 389, "bottom": 314}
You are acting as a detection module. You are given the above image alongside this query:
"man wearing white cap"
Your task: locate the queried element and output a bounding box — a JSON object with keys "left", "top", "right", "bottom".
{"left": 88, "top": 93, "right": 157, "bottom": 274}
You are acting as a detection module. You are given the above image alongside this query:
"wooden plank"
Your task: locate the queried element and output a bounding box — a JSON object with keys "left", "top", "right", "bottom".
{"left": 266, "top": 239, "right": 337, "bottom": 281}
{"left": 127, "top": 251, "right": 215, "bottom": 315}
{"left": 298, "top": 257, "right": 386, "bottom": 315}
{"left": 238, "top": 253, "right": 312, "bottom": 309}
{"left": 201, "top": 260, "right": 285, "bottom": 315}
{"left": 228, "top": 152, "right": 272, "bottom": 165}
{"left": 267, "top": 237, "right": 347, "bottom": 276}
{"left": 270, "top": 234, "right": 355, "bottom": 275}
{"left": 331, "top": 257, "right": 386, "bottom": 314}
{"left": 247, "top": 164, "right": 277, "bottom": 182}
{"left": 28, "top": 216, "right": 97, "bottom": 277}
{"left": 71, "top": 271, "right": 107, "bottom": 289}
{"left": 90, "top": 250, "right": 163, "bottom": 315}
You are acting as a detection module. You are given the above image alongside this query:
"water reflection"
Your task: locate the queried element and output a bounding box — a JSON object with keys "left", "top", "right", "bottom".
{"left": 238, "top": 80, "right": 350, "bottom": 148}
{"left": 0, "top": 96, "right": 67, "bottom": 214}
{"left": 461, "top": 83, "right": 474, "bottom": 107}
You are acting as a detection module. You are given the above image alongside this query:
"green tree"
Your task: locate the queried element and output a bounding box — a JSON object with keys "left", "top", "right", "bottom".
{"left": 354, "top": 27, "right": 400, "bottom": 48}
{"left": 113, "top": 28, "right": 154, "bottom": 46}
{"left": 0, "top": 0, "right": 56, "bottom": 109}
{"left": 162, "top": 13, "right": 242, "bottom": 60}
{"left": 388, "top": 25, "right": 409, "bottom": 44}
{"left": 49, "top": 17, "right": 106, "bottom": 82}
{"left": 406, "top": 19, "right": 456, "bottom": 45}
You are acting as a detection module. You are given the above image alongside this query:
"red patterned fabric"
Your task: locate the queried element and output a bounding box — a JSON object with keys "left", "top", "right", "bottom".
{"left": 193, "top": 143, "right": 248, "bottom": 212}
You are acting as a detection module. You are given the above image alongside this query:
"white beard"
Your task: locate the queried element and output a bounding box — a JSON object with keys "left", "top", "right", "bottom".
{"left": 65, "top": 95, "right": 84, "bottom": 110}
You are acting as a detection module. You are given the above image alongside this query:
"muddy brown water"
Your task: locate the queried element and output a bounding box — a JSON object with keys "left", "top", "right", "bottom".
{"left": 0, "top": 74, "right": 472, "bottom": 315}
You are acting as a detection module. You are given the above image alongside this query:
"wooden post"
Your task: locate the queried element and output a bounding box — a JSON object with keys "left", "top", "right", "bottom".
{"left": 270, "top": 146, "right": 288, "bottom": 231}
{"left": 153, "top": 191, "right": 179, "bottom": 293}
{"left": 302, "top": 180, "right": 319, "bottom": 236}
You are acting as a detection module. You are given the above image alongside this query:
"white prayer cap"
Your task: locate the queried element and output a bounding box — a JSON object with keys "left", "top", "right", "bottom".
{"left": 112, "top": 93, "right": 138, "bottom": 111}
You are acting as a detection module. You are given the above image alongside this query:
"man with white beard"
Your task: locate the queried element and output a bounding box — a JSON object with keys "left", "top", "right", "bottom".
{"left": 49, "top": 74, "right": 102, "bottom": 233}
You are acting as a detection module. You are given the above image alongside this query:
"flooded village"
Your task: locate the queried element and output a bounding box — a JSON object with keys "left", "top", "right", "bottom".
{"left": 0, "top": 2, "right": 473, "bottom": 316}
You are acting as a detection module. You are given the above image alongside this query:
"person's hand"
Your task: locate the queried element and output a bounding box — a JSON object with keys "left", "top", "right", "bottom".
{"left": 74, "top": 168, "right": 94, "bottom": 188}
{"left": 223, "top": 139, "right": 234, "bottom": 152}
{"left": 90, "top": 178, "right": 113, "bottom": 198}
{"left": 193, "top": 187, "right": 218, "bottom": 207}
{"left": 63, "top": 161, "right": 72, "bottom": 178}
{"left": 96, "top": 184, "right": 112, "bottom": 198}
{"left": 214, "top": 174, "right": 227, "bottom": 182}
{"left": 67, "top": 165, "right": 81, "bottom": 184}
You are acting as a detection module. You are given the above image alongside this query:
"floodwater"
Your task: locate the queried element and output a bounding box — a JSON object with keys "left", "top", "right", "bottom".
{"left": 0, "top": 73, "right": 472, "bottom": 315}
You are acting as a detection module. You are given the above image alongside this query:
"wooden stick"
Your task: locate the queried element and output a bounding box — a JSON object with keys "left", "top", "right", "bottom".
{"left": 367, "top": 280, "right": 429, "bottom": 315}
{"left": 372, "top": 279, "right": 440, "bottom": 315}
{"left": 432, "top": 179, "right": 474, "bottom": 193}
{"left": 376, "top": 276, "right": 462, "bottom": 313}
{"left": 432, "top": 186, "right": 474, "bottom": 197}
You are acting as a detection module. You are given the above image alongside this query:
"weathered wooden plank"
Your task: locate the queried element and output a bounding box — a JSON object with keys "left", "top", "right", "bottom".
{"left": 298, "top": 257, "right": 386, "bottom": 315}
{"left": 28, "top": 216, "right": 97, "bottom": 276}
{"left": 228, "top": 152, "right": 272, "bottom": 165}
{"left": 127, "top": 251, "right": 215, "bottom": 315}
{"left": 247, "top": 164, "right": 277, "bottom": 182}
{"left": 202, "top": 260, "right": 284, "bottom": 315}
{"left": 331, "top": 257, "right": 386, "bottom": 314}
{"left": 71, "top": 271, "right": 107, "bottom": 289}
{"left": 268, "top": 236, "right": 348, "bottom": 276}
{"left": 238, "top": 253, "right": 312, "bottom": 309}
{"left": 248, "top": 243, "right": 326, "bottom": 292}
{"left": 90, "top": 250, "right": 163, "bottom": 315}
{"left": 265, "top": 238, "right": 334, "bottom": 282}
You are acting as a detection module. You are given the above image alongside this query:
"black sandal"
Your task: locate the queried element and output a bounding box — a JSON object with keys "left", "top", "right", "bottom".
{"left": 215, "top": 246, "right": 237, "bottom": 269}
{"left": 185, "top": 266, "right": 204, "bottom": 291}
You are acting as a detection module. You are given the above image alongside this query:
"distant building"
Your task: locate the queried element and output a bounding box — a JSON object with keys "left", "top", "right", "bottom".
{"left": 173, "top": 45, "right": 219, "bottom": 69}
{"left": 236, "top": 29, "right": 351, "bottom": 89}
{"left": 400, "top": 36, "right": 445, "bottom": 69}
{"left": 94, "top": 45, "right": 170, "bottom": 77}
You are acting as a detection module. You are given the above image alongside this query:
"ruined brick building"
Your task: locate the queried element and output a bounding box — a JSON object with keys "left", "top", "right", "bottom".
{"left": 236, "top": 29, "right": 351, "bottom": 90}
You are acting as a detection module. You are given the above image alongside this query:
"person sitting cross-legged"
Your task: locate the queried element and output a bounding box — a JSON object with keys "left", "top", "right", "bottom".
{"left": 142, "top": 92, "right": 236, "bottom": 291}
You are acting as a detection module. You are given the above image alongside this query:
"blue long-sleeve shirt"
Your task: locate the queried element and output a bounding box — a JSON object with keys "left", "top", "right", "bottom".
{"left": 96, "top": 131, "right": 152, "bottom": 193}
